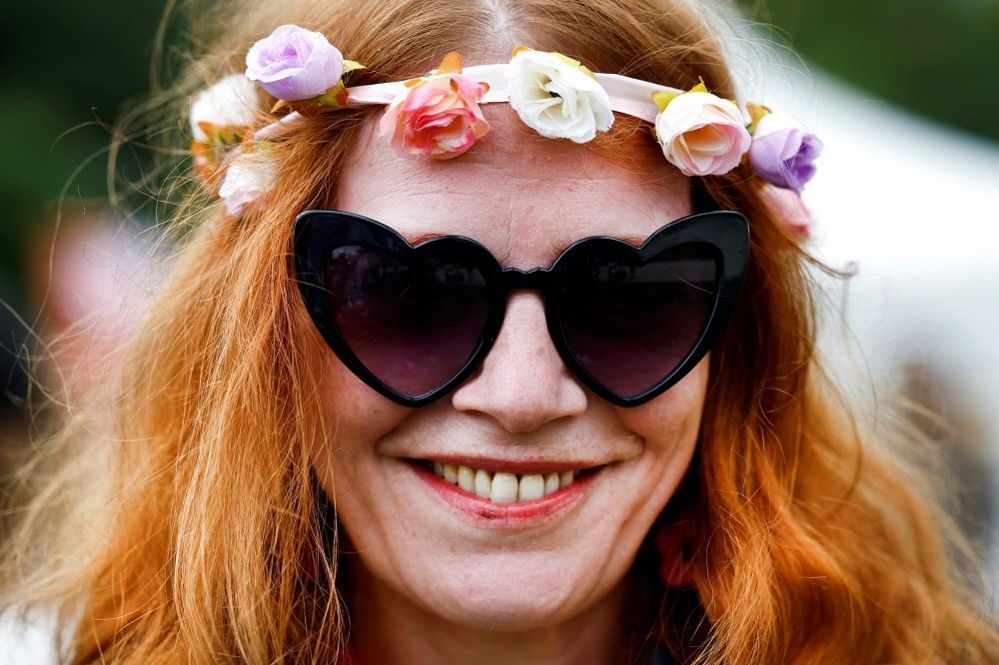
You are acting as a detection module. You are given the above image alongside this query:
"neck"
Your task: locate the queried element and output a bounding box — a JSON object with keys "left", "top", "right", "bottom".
{"left": 344, "top": 556, "right": 630, "bottom": 665}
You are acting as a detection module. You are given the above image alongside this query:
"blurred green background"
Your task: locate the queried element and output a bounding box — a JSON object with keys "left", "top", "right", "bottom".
{"left": 740, "top": 0, "right": 999, "bottom": 140}
{"left": 0, "top": 0, "right": 997, "bottom": 407}
{"left": 0, "top": 1, "right": 167, "bottom": 297}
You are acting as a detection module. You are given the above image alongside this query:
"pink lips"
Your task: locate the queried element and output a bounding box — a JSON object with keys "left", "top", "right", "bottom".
{"left": 410, "top": 462, "right": 600, "bottom": 526}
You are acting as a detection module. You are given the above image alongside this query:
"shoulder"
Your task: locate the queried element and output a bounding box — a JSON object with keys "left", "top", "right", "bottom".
{"left": 0, "top": 605, "right": 61, "bottom": 664}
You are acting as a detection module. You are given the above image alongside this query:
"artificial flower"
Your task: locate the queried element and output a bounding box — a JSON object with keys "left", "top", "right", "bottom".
{"left": 757, "top": 182, "right": 813, "bottom": 240}
{"left": 189, "top": 74, "right": 260, "bottom": 142}
{"left": 507, "top": 46, "right": 613, "bottom": 143}
{"left": 748, "top": 108, "right": 823, "bottom": 192}
{"left": 217, "top": 147, "right": 278, "bottom": 217}
{"left": 653, "top": 84, "right": 751, "bottom": 176}
{"left": 245, "top": 24, "right": 345, "bottom": 101}
{"left": 378, "top": 52, "right": 490, "bottom": 160}
{"left": 189, "top": 74, "right": 262, "bottom": 188}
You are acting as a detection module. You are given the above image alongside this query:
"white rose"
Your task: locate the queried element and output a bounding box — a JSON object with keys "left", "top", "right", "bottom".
{"left": 218, "top": 148, "right": 278, "bottom": 217}
{"left": 654, "top": 91, "right": 750, "bottom": 177}
{"left": 507, "top": 49, "right": 614, "bottom": 143}
{"left": 190, "top": 74, "right": 261, "bottom": 142}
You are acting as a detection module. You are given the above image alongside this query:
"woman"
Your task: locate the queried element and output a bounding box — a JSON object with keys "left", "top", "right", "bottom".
{"left": 2, "top": 0, "right": 997, "bottom": 662}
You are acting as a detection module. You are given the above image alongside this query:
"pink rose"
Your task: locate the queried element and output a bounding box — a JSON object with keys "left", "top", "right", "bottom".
{"left": 378, "top": 67, "right": 490, "bottom": 160}
{"left": 757, "top": 183, "right": 813, "bottom": 240}
{"left": 654, "top": 91, "right": 751, "bottom": 176}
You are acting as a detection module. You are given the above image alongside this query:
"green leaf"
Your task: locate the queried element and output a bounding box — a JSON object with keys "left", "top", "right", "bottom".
{"left": 652, "top": 90, "right": 681, "bottom": 112}
{"left": 342, "top": 60, "right": 365, "bottom": 75}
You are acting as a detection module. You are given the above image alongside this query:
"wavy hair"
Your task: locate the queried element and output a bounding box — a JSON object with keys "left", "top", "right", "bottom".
{"left": 2, "top": 0, "right": 997, "bottom": 662}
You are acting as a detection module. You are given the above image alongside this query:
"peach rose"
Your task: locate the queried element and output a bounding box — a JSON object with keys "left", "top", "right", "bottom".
{"left": 654, "top": 90, "right": 751, "bottom": 177}
{"left": 378, "top": 54, "right": 490, "bottom": 160}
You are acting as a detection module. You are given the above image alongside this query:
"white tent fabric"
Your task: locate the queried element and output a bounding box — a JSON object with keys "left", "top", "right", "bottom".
{"left": 0, "top": 608, "right": 60, "bottom": 663}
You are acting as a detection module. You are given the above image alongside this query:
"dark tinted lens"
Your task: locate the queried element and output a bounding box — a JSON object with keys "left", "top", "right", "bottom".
{"left": 324, "top": 244, "right": 490, "bottom": 397}
{"left": 559, "top": 242, "right": 719, "bottom": 398}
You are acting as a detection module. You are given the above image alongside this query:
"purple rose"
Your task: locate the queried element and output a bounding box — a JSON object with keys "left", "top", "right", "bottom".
{"left": 749, "top": 113, "right": 823, "bottom": 192}
{"left": 245, "top": 24, "right": 344, "bottom": 101}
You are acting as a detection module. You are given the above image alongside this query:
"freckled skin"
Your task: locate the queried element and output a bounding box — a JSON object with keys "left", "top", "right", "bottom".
{"left": 305, "top": 105, "right": 708, "bottom": 663}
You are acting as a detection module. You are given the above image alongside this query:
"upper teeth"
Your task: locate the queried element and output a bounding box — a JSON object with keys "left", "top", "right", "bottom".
{"left": 431, "top": 462, "right": 576, "bottom": 505}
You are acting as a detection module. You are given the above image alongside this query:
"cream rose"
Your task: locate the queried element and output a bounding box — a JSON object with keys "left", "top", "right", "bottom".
{"left": 654, "top": 91, "right": 751, "bottom": 176}
{"left": 507, "top": 48, "right": 613, "bottom": 143}
{"left": 189, "top": 74, "right": 260, "bottom": 142}
{"left": 218, "top": 148, "right": 278, "bottom": 217}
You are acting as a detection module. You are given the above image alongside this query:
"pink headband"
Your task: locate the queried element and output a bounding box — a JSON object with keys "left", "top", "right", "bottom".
{"left": 190, "top": 24, "right": 821, "bottom": 230}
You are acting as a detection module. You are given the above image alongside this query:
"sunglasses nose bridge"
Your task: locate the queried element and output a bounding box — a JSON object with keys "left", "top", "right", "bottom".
{"left": 498, "top": 266, "right": 549, "bottom": 292}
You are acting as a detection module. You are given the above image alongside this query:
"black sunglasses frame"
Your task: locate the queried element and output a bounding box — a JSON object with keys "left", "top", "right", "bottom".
{"left": 293, "top": 209, "right": 749, "bottom": 408}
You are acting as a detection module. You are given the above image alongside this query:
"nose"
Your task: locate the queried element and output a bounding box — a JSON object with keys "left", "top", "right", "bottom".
{"left": 450, "top": 291, "right": 588, "bottom": 433}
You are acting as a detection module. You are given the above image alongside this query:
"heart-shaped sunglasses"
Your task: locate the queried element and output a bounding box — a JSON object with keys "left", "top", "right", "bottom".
{"left": 293, "top": 210, "right": 749, "bottom": 407}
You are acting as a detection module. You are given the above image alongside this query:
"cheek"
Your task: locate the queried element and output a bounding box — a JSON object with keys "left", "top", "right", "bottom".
{"left": 300, "top": 323, "right": 410, "bottom": 492}
{"left": 616, "top": 357, "right": 709, "bottom": 480}
{"left": 569, "top": 359, "right": 708, "bottom": 591}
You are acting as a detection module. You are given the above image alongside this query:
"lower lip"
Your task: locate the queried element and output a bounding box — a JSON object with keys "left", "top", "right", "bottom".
{"left": 409, "top": 463, "right": 600, "bottom": 527}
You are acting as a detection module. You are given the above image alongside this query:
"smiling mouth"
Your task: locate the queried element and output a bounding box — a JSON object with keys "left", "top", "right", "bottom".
{"left": 412, "top": 460, "right": 602, "bottom": 506}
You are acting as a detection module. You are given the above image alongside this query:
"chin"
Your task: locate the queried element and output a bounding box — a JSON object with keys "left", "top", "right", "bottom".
{"left": 397, "top": 548, "right": 615, "bottom": 632}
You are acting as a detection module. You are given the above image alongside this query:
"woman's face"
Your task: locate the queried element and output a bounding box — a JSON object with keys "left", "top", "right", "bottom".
{"left": 307, "top": 107, "right": 707, "bottom": 631}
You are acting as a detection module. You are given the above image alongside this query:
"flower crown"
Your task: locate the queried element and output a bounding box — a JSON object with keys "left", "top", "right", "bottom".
{"left": 190, "top": 24, "right": 822, "bottom": 227}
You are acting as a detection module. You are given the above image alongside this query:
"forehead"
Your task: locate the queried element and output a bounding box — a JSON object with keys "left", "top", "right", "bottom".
{"left": 332, "top": 105, "right": 691, "bottom": 269}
